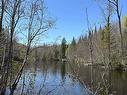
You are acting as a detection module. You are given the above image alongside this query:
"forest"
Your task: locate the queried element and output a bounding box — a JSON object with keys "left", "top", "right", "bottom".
{"left": 0, "top": 0, "right": 127, "bottom": 95}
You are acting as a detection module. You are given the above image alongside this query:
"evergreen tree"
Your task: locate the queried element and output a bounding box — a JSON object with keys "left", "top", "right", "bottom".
{"left": 70, "top": 37, "right": 76, "bottom": 53}
{"left": 71, "top": 37, "right": 76, "bottom": 46}
{"left": 61, "top": 37, "right": 67, "bottom": 58}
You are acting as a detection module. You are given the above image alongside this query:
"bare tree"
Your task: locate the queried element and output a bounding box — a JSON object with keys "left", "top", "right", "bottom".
{"left": 0, "top": 0, "right": 24, "bottom": 94}
{"left": 9, "top": 0, "right": 54, "bottom": 94}
{"left": 0, "top": 0, "right": 8, "bottom": 68}
{"left": 96, "top": 0, "right": 113, "bottom": 67}
{"left": 106, "top": 1, "right": 112, "bottom": 68}
{"left": 86, "top": 9, "right": 93, "bottom": 65}
{"left": 103, "top": 0, "right": 113, "bottom": 68}
{"left": 108, "top": 0, "right": 124, "bottom": 64}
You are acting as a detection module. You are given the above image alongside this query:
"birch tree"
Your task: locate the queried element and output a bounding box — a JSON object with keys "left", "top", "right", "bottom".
{"left": 9, "top": 0, "right": 54, "bottom": 94}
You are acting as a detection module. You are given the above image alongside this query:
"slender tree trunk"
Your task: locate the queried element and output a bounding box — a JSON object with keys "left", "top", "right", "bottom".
{"left": 89, "top": 31, "right": 93, "bottom": 65}
{"left": 9, "top": 11, "right": 15, "bottom": 90}
{"left": 0, "top": 34, "right": 13, "bottom": 95}
{"left": 107, "top": 16, "right": 111, "bottom": 69}
{"left": 0, "top": 0, "right": 4, "bottom": 33}
{"left": 10, "top": 41, "right": 31, "bottom": 95}
{"left": 117, "top": 10, "right": 124, "bottom": 62}
{"left": 0, "top": 45, "right": 6, "bottom": 95}
{"left": 115, "top": 0, "right": 124, "bottom": 64}
{"left": 0, "top": 1, "right": 20, "bottom": 94}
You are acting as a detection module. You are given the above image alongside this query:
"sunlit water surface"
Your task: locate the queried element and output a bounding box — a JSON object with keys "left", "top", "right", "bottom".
{"left": 13, "top": 61, "right": 127, "bottom": 95}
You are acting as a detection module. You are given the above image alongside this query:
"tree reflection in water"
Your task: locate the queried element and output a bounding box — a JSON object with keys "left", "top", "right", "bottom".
{"left": 14, "top": 61, "right": 127, "bottom": 95}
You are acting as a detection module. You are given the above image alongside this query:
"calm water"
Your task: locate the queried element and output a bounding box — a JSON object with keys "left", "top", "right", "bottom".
{"left": 14, "top": 61, "right": 127, "bottom": 95}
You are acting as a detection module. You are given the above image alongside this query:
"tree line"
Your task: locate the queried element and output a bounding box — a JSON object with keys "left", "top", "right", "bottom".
{"left": 35, "top": 0, "right": 127, "bottom": 70}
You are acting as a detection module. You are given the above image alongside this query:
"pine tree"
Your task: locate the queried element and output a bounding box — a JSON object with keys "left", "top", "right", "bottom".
{"left": 61, "top": 38, "right": 67, "bottom": 59}
{"left": 71, "top": 37, "right": 76, "bottom": 46}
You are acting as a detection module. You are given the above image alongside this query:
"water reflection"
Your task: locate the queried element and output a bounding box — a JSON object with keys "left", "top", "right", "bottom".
{"left": 61, "top": 62, "right": 66, "bottom": 81}
{"left": 14, "top": 62, "right": 127, "bottom": 95}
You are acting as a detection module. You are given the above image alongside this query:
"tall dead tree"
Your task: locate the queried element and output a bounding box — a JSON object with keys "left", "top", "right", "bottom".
{"left": 86, "top": 9, "right": 93, "bottom": 65}
{"left": 86, "top": 8, "right": 94, "bottom": 93}
{"left": 96, "top": 0, "right": 113, "bottom": 67}
{"left": 108, "top": 0, "right": 124, "bottom": 64}
{"left": 104, "top": 1, "right": 112, "bottom": 68}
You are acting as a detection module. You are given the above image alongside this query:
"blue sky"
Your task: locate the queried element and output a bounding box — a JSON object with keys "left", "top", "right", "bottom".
{"left": 43, "top": 0, "right": 101, "bottom": 44}
{"left": 19, "top": 0, "right": 127, "bottom": 45}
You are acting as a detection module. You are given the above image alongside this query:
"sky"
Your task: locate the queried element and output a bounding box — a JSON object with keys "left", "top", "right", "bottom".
{"left": 19, "top": 0, "right": 127, "bottom": 45}
{"left": 42, "top": 0, "right": 101, "bottom": 44}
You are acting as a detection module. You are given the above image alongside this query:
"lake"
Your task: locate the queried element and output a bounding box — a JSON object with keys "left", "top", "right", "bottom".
{"left": 14, "top": 61, "right": 127, "bottom": 95}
